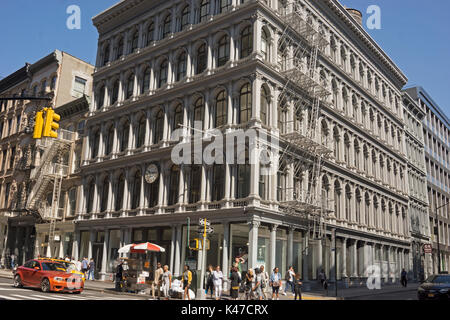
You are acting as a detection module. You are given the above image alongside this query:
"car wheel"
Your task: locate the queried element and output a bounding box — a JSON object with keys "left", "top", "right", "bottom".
{"left": 13, "top": 275, "right": 23, "bottom": 288}
{"left": 41, "top": 278, "right": 51, "bottom": 293}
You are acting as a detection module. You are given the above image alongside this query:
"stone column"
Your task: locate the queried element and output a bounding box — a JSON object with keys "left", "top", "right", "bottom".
{"left": 248, "top": 220, "right": 260, "bottom": 270}
{"left": 72, "top": 231, "right": 80, "bottom": 261}
{"left": 287, "top": 227, "right": 294, "bottom": 268}
{"left": 269, "top": 224, "right": 277, "bottom": 275}
{"left": 302, "top": 230, "right": 309, "bottom": 281}
{"left": 222, "top": 222, "right": 230, "bottom": 289}
{"left": 342, "top": 238, "right": 347, "bottom": 279}
{"left": 88, "top": 230, "right": 94, "bottom": 260}
{"left": 101, "top": 229, "right": 109, "bottom": 280}
{"left": 352, "top": 240, "right": 358, "bottom": 278}
{"left": 174, "top": 225, "right": 182, "bottom": 277}
{"left": 170, "top": 225, "right": 176, "bottom": 273}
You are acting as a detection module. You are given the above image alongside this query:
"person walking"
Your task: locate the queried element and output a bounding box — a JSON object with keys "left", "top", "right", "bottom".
{"left": 161, "top": 265, "right": 172, "bottom": 300}
{"left": 87, "top": 259, "right": 95, "bottom": 280}
{"left": 10, "top": 254, "right": 15, "bottom": 270}
{"left": 294, "top": 273, "right": 303, "bottom": 300}
{"left": 318, "top": 269, "right": 327, "bottom": 291}
{"left": 230, "top": 267, "right": 241, "bottom": 300}
{"left": 270, "top": 267, "right": 282, "bottom": 300}
{"left": 183, "top": 265, "right": 193, "bottom": 300}
{"left": 253, "top": 268, "right": 263, "bottom": 301}
{"left": 212, "top": 265, "right": 224, "bottom": 300}
{"left": 115, "top": 259, "right": 123, "bottom": 291}
{"left": 153, "top": 262, "right": 163, "bottom": 299}
{"left": 205, "top": 265, "right": 214, "bottom": 299}
{"left": 244, "top": 269, "right": 254, "bottom": 300}
{"left": 401, "top": 268, "right": 408, "bottom": 288}
{"left": 285, "top": 266, "right": 295, "bottom": 295}
{"left": 81, "top": 257, "right": 89, "bottom": 276}
{"left": 259, "top": 265, "right": 269, "bottom": 300}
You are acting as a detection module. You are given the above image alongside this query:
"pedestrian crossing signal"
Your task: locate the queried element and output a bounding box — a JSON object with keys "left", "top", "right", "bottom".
{"left": 43, "top": 108, "right": 61, "bottom": 138}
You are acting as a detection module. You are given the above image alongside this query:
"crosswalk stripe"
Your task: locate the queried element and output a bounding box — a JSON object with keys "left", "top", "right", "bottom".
{"left": 11, "top": 294, "right": 41, "bottom": 300}
{"left": 0, "top": 294, "right": 20, "bottom": 300}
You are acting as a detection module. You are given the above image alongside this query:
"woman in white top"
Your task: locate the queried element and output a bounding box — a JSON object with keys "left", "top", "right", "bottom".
{"left": 212, "top": 265, "right": 224, "bottom": 300}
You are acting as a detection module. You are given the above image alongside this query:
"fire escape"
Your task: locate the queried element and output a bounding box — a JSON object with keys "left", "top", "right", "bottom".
{"left": 276, "top": 1, "right": 333, "bottom": 240}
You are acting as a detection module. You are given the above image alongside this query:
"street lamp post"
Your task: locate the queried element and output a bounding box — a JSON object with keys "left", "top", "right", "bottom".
{"left": 435, "top": 202, "right": 449, "bottom": 274}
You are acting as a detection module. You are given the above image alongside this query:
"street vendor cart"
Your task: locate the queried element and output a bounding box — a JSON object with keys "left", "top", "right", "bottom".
{"left": 117, "top": 242, "right": 165, "bottom": 293}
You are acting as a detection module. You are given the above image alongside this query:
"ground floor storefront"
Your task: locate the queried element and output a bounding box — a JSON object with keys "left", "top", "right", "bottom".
{"left": 35, "top": 221, "right": 75, "bottom": 259}
{"left": 2, "top": 216, "right": 36, "bottom": 267}
{"left": 72, "top": 208, "right": 412, "bottom": 288}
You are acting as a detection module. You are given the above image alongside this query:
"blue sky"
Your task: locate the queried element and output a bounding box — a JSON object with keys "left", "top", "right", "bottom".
{"left": 0, "top": 0, "right": 449, "bottom": 114}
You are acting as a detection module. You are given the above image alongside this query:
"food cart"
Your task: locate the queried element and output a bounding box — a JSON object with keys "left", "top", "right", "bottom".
{"left": 117, "top": 242, "right": 165, "bottom": 293}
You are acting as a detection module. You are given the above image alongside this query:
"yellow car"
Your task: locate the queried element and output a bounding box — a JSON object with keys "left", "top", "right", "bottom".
{"left": 37, "top": 258, "right": 85, "bottom": 282}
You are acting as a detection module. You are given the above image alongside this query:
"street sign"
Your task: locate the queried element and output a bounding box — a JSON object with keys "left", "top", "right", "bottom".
{"left": 199, "top": 219, "right": 211, "bottom": 227}
{"left": 423, "top": 244, "right": 432, "bottom": 254}
{"left": 197, "top": 227, "right": 214, "bottom": 234}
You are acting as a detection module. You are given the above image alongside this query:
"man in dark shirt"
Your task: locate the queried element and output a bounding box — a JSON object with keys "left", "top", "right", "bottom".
{"left": 115, "top": 260, "right": 123, "bottom": 291}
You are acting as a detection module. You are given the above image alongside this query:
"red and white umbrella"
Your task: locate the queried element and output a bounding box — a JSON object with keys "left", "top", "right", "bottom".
{"left": 118, "top": 242, "right": 166, "bottom": 254}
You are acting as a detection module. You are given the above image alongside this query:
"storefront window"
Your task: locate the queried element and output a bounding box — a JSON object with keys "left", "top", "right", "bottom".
{"left": 275, "top": 229, "right": 287, "bottom": 278}
{"left": 79, "top": 231, "right": 90, "bottom": 259}
{"left": 293, "top": 231, "right": 303, "bottom": 277}
{"left": 230, "top": 224, "right": 249, "bottom": 273}
{"left": 107, "top": 230, "right": 121, "bottom": 273}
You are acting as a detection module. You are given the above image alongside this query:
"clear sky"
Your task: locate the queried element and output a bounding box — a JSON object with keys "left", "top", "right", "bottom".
{"left": 0, "top": 0, "right": 449, "bottom": 114}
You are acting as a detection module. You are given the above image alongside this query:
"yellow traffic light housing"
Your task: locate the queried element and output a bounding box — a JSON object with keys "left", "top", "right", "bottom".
{"left": 189, "top": 238, "right": 210, "bottom": 251}
{"left": 43, "top": 108, "right": 60, "bottom": 138}
{"left": 33, "top": 111, "right": 44, "bottom": 139}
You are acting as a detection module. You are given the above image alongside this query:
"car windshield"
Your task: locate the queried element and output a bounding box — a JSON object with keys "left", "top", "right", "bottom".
{"left": 426, "top": 275, "right": 450, "bottom": 283}
{"left": 41, "top": 262, "right": 67, "bottom": 272}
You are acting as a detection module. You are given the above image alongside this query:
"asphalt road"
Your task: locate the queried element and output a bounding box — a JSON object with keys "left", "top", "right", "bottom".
{"left": 346, "top": 288, "right": 418, "bottom": 300}
{"left": 0, "top": 279, "right": 148, "bottom": 301}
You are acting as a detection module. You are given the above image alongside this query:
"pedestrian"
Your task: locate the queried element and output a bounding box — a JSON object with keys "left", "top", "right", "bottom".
{"left": 285, "top": 266, "right": 295, "bottom": 295}
{"left": 115, "top": 259, "right": 123, "bottom": 291}
{"left": 182, "top": 265, "right": 192, "bottom": 300}
{"left": 65, "top": 256, "right": 70, "bottom": 262}
{"left": 294, "top": 273, "right": 302, "bottom": 300}
{"left": 87, "top": 258, "right": 95, "bottom": 280}
{"left": 230, "top": 267, "right": 241, "bottom": 300}
{"left": 318, "top": 269, "right": 327, "bottom": 290}
{"left": 161, "top": 265, "right": 172, "bottom": 300}
{"left": 205, "top": 265, "right": 214, "bottom": 299}
{"left": 10, "top": 254, "right": 15, "bottom": 270}
{"left": 270, "top": 267, "right": 282, "bottom": 300}
{"left": 212, "top": 265, "right": 224, "bottom": 300}
{"left": 81, "top": 257, "right": 89, "bottom": 276}
{"left": 234, "top": 256, "right": 244, "bottom": 275}
{"left": 153, "top": 262, "right": 163, "bottom": 299}
{"left": 245, "top": 269, "right": 254, "bottom": 300}
{"left": 259, "top": 265, "right": 269, "bottom": 300}
{"left": 253, "top": 268, "right": 263, "bottom": 300}
{"left": 401, "top": 268, "right": 408, "bottom": 287}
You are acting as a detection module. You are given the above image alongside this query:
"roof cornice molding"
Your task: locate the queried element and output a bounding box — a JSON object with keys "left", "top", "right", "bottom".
{"left": 92, "top": 0, "right": 147, "bottom": 30}
{"left": 322, "top": 0, "right": 408, "bottom": 88}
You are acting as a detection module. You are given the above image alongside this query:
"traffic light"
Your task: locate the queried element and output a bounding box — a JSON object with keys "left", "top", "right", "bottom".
{"left": 33, "top": 110, "right": 44, "bottom": 139}
{"left": 189, "top": 238, "right": 210, "bottom": 251}
{"left": 43, "top": 108, "right": 61, "bottom": 138}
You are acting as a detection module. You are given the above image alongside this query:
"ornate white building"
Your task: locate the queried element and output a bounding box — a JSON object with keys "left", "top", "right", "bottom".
{"left": 76, "top": 0, "right": 413, "bottom": 286}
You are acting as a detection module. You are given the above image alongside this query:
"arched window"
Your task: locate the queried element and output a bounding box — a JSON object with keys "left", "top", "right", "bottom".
{"left": 345, "top": 185, "right": 351, "bottom": 221}
{"left": 131, "top": 171, "right": 141, "bottom": 210}
{"left": 97, "top": 86, "right": 105, "bottom": 110}
{"left": 103, "top": 44, "right": 110, "bottom": 66}
{"left": 68, "top": 188, "right": 77, "bottom": 216}
{"left": 158, "top": 60, "right": 168, "bottom": 88}
{"left": 50, "top": 76, "right": 57, "bottom": 91}
{"left": 344, "top": 133, "right": 350, "bottom": 165}
{"left": 162, "top": 15, "right": 172, "bottom": 39}
{"left": 278, "top": 43, "right": 288, "bottom": 71}
{"left": 199, "top": 0, "right": 210, "bottom": 23}
{"left": 131, "top": 30, "right": 139, "bottom": 53}
{"left": 115, "top": 174, "right": 125, "bottom": 211}
{"left": 211, "top": 164, "right": 225, "bottom": 201}
{"left": 354, "top": 139, "right": 360, "bottom": 169}
{"left": 116, "top": 38, "right": 124, "bottom": 60}
{"left": 147, "top": 23, "right": 154, "bottom": 46}
{"left": 239, "top": 83, "right": 252, "bottom": 123}
{"left": 86, "top": 180, "right": 96, "bottom": 214}
{"left": 126, "top": 74, "right": 134, "bottom": 99}
{"left": 120, "top": 120, "right": 130, "bottom": 152}
{"left": 219, "top": 0, "right": 231, "bottom": 13}
{"left": 365, "top": 193, "right": 371, "bottom": 226}
{"left": 154, "top": 109, "right": 164, "bottom": 143}
{"left": 168, "top": 165, "right": 180, "bottom": 206}
{"left": 278, "top": 99, "right": 287, "bottom": 134}
{"left": 217, "top": 35, "right": 230, "bottom": 67}
{"left": 261, "top": 28, "right": 269, "bottom": 61}
{"left": 100, "top": 177, "right": 109, "bottom": 212}
{"left": 189, "top": 165, "right": 201, "bottom": 203}
{"left": 91, "top": 130, "right": 100, "bottom": 159}
{"left": 334, "top": 180, "right": 341, "bottom": 218}
{"left": 277, "top": 162, "right": 287, "bottom": 201}
{"left": 240, "top": 26, "right": 253, "bottom": 59}
{"left": 105, "top": 125, "right": 114, "bottom": 155}
{"left": 176, "top": 51, "right": 187, "bottom": 81}
{"left": 141, "top": 68, "right": 151, "bottom": 94}
{"left": 193, "top": 97, "right": 205, "bottom": 131}
{"left": 181, "top": 6, "right": 190, "bottom": 31}
{"left": 111, "top": 80, "right": 119, "bottom": 104}
{"left": 196, "top": 44, "right": 207, "bottom": 74}
{"left": 136, "top": 115, "right": 146, "bottom": 148}
{"left": 237, "top": 150, "right": 250, "bottom": 199}
{"left": 173, "top": 104, "right": 183, "bottom": 132}
{"left": 215, "top": 90, "right": 227, "bottom": 127}
{"left": 147, "top": 168, "right": 159, "bottom": 208}
{"left": 260, "top": 86, "right": 269, "bottom": 125}
{"left": 333, "top": 127, "right": 340, "bottom": 160}
{"left": 355, "top": 189, "right": 361, "bottom": 223}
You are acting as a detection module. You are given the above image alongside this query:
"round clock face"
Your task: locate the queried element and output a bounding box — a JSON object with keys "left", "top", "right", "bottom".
{"left": 145, "top": 164, "right": 159, "bottom": 184}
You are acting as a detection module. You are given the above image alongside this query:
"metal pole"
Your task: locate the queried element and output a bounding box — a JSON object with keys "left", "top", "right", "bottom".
{"left": 198, "top": 219, "right": 207, "bottom": 300}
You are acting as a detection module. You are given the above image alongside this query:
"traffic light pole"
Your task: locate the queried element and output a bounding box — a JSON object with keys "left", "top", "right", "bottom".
{"left": 198, "top": 219, "right": 207, "bottom": 300}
